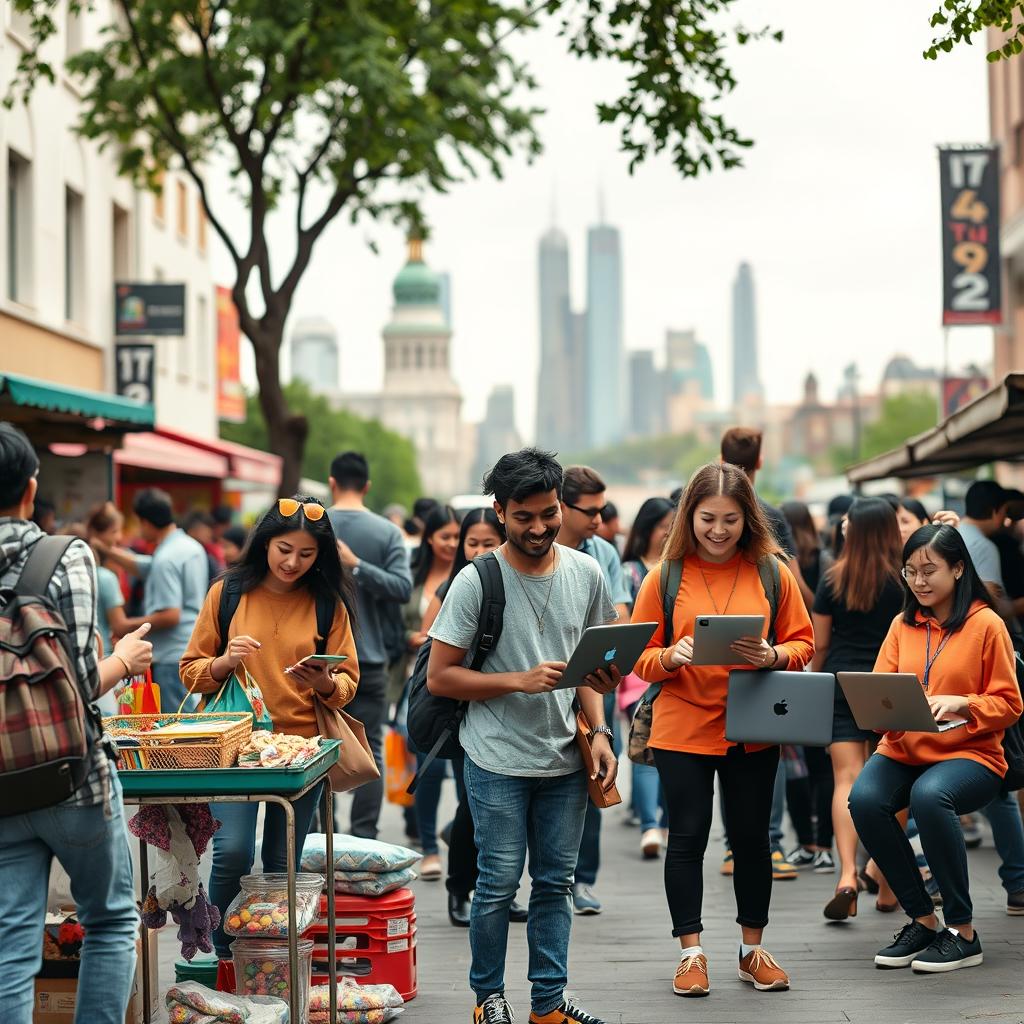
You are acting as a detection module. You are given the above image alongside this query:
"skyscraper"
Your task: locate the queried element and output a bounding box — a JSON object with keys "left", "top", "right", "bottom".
{"left": 474, "top": 384, "right": 524, "bottom": 482}
{"left": 290, "top": 316, "right": 339, "bottom": 392}
{"left": 536, "top": 225, "right": 572, "bottom": 449}
{"left": 585, "top": 208, "right": 624, "bottom": 448}
{"left": 731, "top": 263, "right": 762, "bottom": 407}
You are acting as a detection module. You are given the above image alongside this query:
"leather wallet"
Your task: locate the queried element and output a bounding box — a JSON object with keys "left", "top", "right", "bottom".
{"left": 575, "top": 709, "right": 622, "bottom": 809}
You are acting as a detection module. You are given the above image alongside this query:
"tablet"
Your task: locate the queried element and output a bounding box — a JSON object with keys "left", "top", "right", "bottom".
{"left": 552, "top": 622, "right": 659, "bottom": 691}
{"left": 690, "top": 614, "right": 765, "bottom": 666}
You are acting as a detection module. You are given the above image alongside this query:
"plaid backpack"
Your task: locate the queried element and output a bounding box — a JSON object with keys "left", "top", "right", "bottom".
{"left": 0, "top": 536, "right": 95, "bottom": 816}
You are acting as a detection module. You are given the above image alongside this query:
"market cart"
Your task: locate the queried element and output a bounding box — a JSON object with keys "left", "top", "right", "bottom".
{"left": 120, "top": 741, "right": 341, "bottom": 1024}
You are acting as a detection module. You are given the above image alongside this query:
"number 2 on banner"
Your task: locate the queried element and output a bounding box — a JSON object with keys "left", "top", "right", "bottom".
{"left": 952, "top": 272, "right": 989, "bottom": 311}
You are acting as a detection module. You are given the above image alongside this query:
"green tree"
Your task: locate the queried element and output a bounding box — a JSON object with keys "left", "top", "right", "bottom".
{"left": 221, "top": 382, "right": 422, "bottom": 511}
{"left": 830, "top": 392, "right": 939, "bottom": 473}
{"left": 11, "top": 0, "right": 781, "bottom": 495}
{"left": 923, "top": 1, "right": 1024, "bottom": 61}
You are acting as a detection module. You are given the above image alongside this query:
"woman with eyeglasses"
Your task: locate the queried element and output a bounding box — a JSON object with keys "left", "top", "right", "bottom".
{"left": 180, "top": 496, "right": 359, "bottom": 960}
{"left": 848, "top": 525, "right": 1021, "bottom": 974}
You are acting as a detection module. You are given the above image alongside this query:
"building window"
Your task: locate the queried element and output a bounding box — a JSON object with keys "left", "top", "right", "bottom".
{"left": 197, "top": 197, "right": 207, "bottom": 253}
{"left": 112, "top": 202, "right": 131, "bottom": 279}
{"left": 415, "top": 344, "right": 423, "bottom": 369}
{"left": 196, "top": 292, "right": 209, "bottom": 385}
{"left": 7, "top": 150, "right": 31, "bottom": 304}
{"left": 176, "top": 179, "right": 188, "bottom": 239}
{"left": 400, "top": 346, "right": 409, "bottom": 370}
{"left": 64, "top": 186, "right": 84, "bottom": 322}
{"left": 153, "top": 170, "right": 165, "bottom": 225}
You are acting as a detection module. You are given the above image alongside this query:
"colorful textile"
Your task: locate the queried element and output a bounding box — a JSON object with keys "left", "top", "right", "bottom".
{"left": 302, "top": 834, "right": 420, "bottom": 873}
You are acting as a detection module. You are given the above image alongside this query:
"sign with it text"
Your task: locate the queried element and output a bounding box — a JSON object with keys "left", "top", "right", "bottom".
{"left": 114, "top": 282, "right": 186, "bottom": 336}
{"left": 114, "top": 342, "right": 156, "bottom": 406}
{"left": 939, "top": 146, "right": 1002, "bottom": 326}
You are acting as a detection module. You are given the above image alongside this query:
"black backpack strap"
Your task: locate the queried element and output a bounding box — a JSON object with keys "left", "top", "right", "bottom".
{"left": 469, "top": 551, "right": 505, "bottom": 670}
{"left": 314, "top": 594, "right": 336, "bottom": 655}
{"left": 757, "top": 555, "right": 782, "bottom": 644}
{"left": 660, "top": 558, "right": 683, "bottom": 646}
{"left": 216, "top": 577, "right": 243, "bottom": 657}
{"left": 15, "top": 535, "right": 76, "bottom": 598}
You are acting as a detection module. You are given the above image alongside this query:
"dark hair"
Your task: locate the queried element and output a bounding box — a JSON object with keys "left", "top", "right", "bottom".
{"left": 827, "top": 494, "right": 854, "bottom": 518}
{"left": 878, "top": 493, "right": 901, "bottom": 511}
{"left": 87, "top": 501, "right": 123, "bottom": 535}
{"left": 562, "top": 465, "right": 606, "bottom": 506}
{"left": 413, "top": 497, "right": 439, "bottom": 521}
{"left": 483, "top": 447, "right": 563, "bottom": 508}
{"left": 720, "top": 427, "right": 763, "bottom": 474}
{"left": 224, "top": 494, "right": 355, "bottom": 624}
{"left": 330, "top": 451, "right": 369, "bottom": 491}
{"left": 902, "top": 524, "right": 994, "bottom": 631}
{"left": 185, "top": 510, "right": 215, "bottom": 532}
{"left": 668, "top": 486, "right": 684, "bottom": 505}
{"left": 781, "top": 501, "right": 820, "bottom": 568}
{"left": 665, "top": 462, "right": 781, "bottom": 564}
{"left": 622, "top": 497, "right": 675, "bottom": 564}
{"left": 898, "top": 498, "right": 929, "bottom": 525}
{"left": 0, "top": 422, "right": 39, "bottom": 509}
{"left": 600, "top": 501, "right": 618, "bottom": 524}
{"left": 965, "top": 480, "right": 1008, "bottom": 520}
{"left": 447, "top": 507, "right": 505, "bottom": 583}
{"left": 212, "top": 504, "right": 234, "bottom": 526}
{"left": 826, "top": 497, "right": 902, "bottom": 612}
{"left": 222, "top": 525, "right": 248, "bottom": 549}
{"left": 133, "top": 487, "right": 175, "bottom": 529}
{"left": 412, "top": 504, "right": 458, "bottom": 587}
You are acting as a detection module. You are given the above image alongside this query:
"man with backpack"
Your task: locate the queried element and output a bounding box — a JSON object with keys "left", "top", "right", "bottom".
{"left": 0, "top": 422, "right": 152, "bottom": 1024}
{"left": 427, "top": 448, "right": 620, "bottom": 1024}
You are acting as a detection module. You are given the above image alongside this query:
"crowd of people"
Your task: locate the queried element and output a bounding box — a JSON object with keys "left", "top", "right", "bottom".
{"left": 1, "top": 416, "right": 1023, "bottom": 1024}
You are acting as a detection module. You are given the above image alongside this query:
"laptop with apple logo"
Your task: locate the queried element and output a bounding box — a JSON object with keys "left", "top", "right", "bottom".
{"left": 725, "top": 670, "right": 836, "bottom": 746}
{"left": 552, "top": 622, "right": 659, "bottom": 691}
{"left": 837, "top": 672, "right": 969, "bottom": 733}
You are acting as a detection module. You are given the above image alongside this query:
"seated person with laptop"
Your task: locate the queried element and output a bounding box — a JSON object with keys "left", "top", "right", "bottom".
{"left": 848, "top": 525, "right": 1022, "bottom": 976}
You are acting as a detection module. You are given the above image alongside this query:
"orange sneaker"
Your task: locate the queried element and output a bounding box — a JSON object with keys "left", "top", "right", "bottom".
{"left": 673, "top": 949, "right": 710, "bottom": 997}
{"left": 738, "top": 947, "right": 790, "bottom": 991}
{"left": 474, "top": 993, "right": 516, "bottom": 1023}
{"left": 528, "top": 999, "right": 604, "bottom": 1023}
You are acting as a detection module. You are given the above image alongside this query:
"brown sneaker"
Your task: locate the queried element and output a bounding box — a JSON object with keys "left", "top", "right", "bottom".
{"left": 673, "top": 949, "right": 710, "bottom": 997}
{"left": 738, "top": 947, "right": 790, "bottom": 991}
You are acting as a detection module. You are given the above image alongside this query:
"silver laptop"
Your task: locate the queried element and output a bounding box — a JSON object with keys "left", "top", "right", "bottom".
{"left": 837, "top": 672, "right": 968, "bottom": 733}
{"left": 692, "top": 615, "right": 766, "bottom": 666}
{"left": 553, "top": 622, "right": 659, "bottom": 691}
{"left": 725, "top": 671, "right": 836, "bottom": 746}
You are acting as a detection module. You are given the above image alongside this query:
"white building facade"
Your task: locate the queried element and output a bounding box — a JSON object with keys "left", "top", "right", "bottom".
{"left": 0, "top": 1, "right": 217, "bottom": 437}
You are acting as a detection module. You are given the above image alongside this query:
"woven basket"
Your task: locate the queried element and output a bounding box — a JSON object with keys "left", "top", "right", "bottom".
{"left": 103, "top": 712, "right": 253, "bottom": 770}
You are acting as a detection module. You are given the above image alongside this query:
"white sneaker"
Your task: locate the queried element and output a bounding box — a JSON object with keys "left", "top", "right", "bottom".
{"left": 641, "top": 828, "right": 662, "bottom": 860}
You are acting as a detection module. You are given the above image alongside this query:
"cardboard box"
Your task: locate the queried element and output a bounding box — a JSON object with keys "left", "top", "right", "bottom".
{"left": 34, "top": 932, "right": 159, "bottom": 1024}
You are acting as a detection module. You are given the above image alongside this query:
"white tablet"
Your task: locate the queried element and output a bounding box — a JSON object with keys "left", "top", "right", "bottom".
{"left": 691, "top": 614, "right": 766, "bottom": 666}
{"left": 552, "top": 622, "right": 659, "bottom": 691}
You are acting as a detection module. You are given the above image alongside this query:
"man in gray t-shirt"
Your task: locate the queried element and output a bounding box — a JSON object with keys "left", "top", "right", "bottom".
{"left": 428, "top": 448, "right": 618, "bottom": 1024}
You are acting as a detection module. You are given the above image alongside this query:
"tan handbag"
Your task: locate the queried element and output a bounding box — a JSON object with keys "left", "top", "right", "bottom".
{"left": 574, "top": 708, "right": 622, "bottom": 809}
{"left": 313, "top": 696, "right": 380, "bottom": 794}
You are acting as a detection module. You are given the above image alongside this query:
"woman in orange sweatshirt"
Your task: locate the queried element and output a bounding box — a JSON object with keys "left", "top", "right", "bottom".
{"left": 630, "top": 463, "right": 813, "bottom": 999}
{"left": 179, "top": 496, "right": 359, "bottom": 958}
{"left": 849, "top": 524, "right": 1021, "bottom": 975}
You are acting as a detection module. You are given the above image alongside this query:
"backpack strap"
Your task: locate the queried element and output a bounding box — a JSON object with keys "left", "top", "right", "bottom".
{"left": 15, "top": 535, "right": 77, "bottom": 598}
{"left": 469, "top": 551, "right": 505, "bottom": 670}
{"left": 216, "top": 577, "right": 244, "bottom": 657}
{"left": 756, "top": 554, "right": 782, "bottom": 644}
{"left": 314, "top": 594, "right": 336, "bottom": 655}
{"left": 659, "top": 557, "right": 683, "bottom": 646}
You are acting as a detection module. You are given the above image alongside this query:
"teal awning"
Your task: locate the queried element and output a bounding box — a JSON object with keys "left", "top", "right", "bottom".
{"left": 0, "top": 373, "right": 153, "bottom": 424}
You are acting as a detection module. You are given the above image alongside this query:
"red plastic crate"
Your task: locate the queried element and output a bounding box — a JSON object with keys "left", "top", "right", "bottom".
{"left": 305, "top": 920, "right": 417, "bottom": 953}
{"left": 311, "top": 941, "right": 417, "bottom": 1002}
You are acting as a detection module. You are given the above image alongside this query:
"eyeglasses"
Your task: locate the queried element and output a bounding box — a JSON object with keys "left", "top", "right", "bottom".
{"left": 566, "top": 502, "right": 608, "bottom": 519}
{"left": 277, "top": 498, "right": 326, "bottom": 522}
{"left": 901, "top": 566, "right": 940, "bottom": 583}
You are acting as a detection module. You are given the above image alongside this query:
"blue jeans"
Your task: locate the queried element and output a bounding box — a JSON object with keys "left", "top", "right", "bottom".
{"left": 208, "top": 784, "right": 323, "bottom": 958}
{"left": 632, "top": 762, "right": 665, "bottom": 832}
{"left": 980, "top": 792, "right": 1024, "bottom": 894}
{"left": 850, "top": 755, "right": 1001, "bottom": 926}
{"left": 413, "top": 751, "right": 448, "bottom": 856}
{"left": 464, "top": 759, "right": 588, "bottom": 1015}
{"left": 0, "top": 772, "right": 138, "bottom": 1024}
{"left": 152, "top": 661, "right": 189, "bottom": 713}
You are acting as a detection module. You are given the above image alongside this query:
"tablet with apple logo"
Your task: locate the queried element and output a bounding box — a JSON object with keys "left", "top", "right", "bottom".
{"left": 550, "top": 622, "right": 659, "bottom": 691}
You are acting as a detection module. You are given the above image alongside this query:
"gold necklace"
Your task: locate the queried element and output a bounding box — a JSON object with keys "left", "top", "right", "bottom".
{"left": 698, "top": 560, "right": 742, "bottom": 615}
{"left": 512, "top": 550, "right": 559, "bottom": 634}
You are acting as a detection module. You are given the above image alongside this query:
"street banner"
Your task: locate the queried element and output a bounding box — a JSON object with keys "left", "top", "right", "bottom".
{"left": 114, "top": 282, "right": 187, "bottom": 336}
{"left": 216, "top": 285, "right": 246, "bottom": 422}
{"left": 114, "top": 342, "right": 155, "bottom": 406}
{"left": 939, "top": 146, "right": 1002, "bottom": 325}
{"left": 942, "top": 374, "right": 989, "bottom": 417}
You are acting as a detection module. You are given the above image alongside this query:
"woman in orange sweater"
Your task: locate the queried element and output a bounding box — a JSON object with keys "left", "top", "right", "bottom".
{"left": 180, "top": 496, "right": 359, "bottom": 959}
{"left": 631, "top": 463, "right": 813, "bottom": 999}
{"left": 849, "top": 524, "right": 1021, "bottom": 975}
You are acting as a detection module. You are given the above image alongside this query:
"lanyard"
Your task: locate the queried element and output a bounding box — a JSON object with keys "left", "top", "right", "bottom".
{"left": 923, "top": 620, "right": 953, "bottom": 689}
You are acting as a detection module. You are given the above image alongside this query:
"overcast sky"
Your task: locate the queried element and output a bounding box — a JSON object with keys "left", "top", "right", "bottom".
{"left": 223, "top": 0, "right": 992, "bottom": 442}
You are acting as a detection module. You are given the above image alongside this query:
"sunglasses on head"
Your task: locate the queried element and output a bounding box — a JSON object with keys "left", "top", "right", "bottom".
{"left": 277, "top": 498, "right": 326, "bottom": 522}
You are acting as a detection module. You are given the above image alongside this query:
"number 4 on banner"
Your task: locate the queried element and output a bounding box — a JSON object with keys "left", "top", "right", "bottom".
{"left": 951, "top": 189, "right": 988, "bottom": 224}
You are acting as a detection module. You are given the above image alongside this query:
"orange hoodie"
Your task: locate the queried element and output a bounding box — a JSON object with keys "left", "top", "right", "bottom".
{"left": 631, "top": 553, "right": 814, "bottom": 755}
{"left": 873, "top": 601, "right": 1022, "bottom": 777}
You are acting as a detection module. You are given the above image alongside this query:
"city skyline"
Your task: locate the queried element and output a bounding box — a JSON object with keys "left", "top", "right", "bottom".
{"left": 227, "top": 2, "right": 991, "bottom": 446}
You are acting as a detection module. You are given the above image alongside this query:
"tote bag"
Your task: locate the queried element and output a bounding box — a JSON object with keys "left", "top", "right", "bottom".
{"left": 199, "top": 665, "right": 274, "bottom": 731}
{"left": 313, "top": 694, "right": 380, "bottom": 794}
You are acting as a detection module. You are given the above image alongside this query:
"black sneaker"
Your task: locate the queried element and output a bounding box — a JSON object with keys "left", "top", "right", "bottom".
{"left": 786, "top": 846, "right": 817, "bottom": 869}
{"left": 874, "top": 921, "right": 938, "bottom": 969}
{"left": 911, "top": 928, "right": 983, "bottom": 973}
{"left": 812, "top": 850, "right": 836, "bottom": 874}
{"left": 475, "top": 993, "right": 516, "bottom": 1024}
{"left": 1007, "top": 890, "right": 1024, "bottom": 916}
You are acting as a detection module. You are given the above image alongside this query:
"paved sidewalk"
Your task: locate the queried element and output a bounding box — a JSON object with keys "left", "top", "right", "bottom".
{"left": 157, "top": 789, "right": 1024, "bottom": 1024}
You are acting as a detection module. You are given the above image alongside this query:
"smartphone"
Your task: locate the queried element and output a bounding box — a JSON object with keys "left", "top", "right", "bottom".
{"left": 285, "top": 654, "right": 348, "bottom": 671}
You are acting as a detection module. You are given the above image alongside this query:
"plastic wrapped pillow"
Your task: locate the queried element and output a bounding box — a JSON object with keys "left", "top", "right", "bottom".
{"left": 302, "top": 834, "right": 421, "bottom": 873}
{"left": 333, "top": 866, "right": 417, "bottom": 896}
